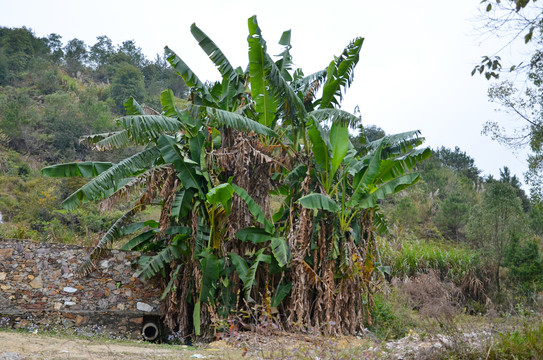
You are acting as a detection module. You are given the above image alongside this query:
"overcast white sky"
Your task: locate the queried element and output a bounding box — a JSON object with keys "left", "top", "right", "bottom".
{"left": 0, "top": 0, "right": 532, "bottom": 185}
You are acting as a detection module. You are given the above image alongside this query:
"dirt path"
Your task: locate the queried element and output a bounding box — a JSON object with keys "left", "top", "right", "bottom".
{"left": 0, "top": 331, "right": 235, "bottom": 360}
{"left": 0, "top": 328, "right": 493, "bottom": 359}
{"left": 0, "top": 330, "right": 378, "bottom": 360}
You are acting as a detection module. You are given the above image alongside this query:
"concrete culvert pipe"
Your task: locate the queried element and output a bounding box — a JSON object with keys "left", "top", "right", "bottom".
{"left": 142, "top": 322, "right": 159, "bottom": 341}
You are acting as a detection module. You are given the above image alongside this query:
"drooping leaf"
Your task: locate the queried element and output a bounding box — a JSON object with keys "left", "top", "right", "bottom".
{"left": 41, "top": 161, "right": 114, "bottom": 178}
{"left": 298, "top": 193, "right": 340, "bottom": 212}
{"left": 118, "top": 115, "right": 181, "bottom": 143}
{"left": 271, "top": 282, "right": 292, "bottom": 307}
{"left": 206, "top": 183, "right": 234, "bottom": 215}
{"left": 82, "top": 130, "right": 133, "bottom": 150}
{"left": 310, "top": 108, "right": 362, "bottom": 128}
{"left": 174, "top": 158, "right": 202, "bottom": 192}
{"left": 194, "top": 105, "right": 278, "bottom": 137}
{"left": 348, "top": 141, "right": 383, "bottom": 205}
{"left": 156, "top": 135, "right": 204, "bottom": 193}
{"left": 124, "top": 97, "right": 145, "bottom": 115}
{"left": 193, "top": 301, "right": 201, "bottom": 336}
{"left": 194, "top": 218, "right": 210, "bottom": 255}
{"left": 122, "top": 221, "right": 146, "bottom": 235}
{"left": 120, "top": 229, "right": 156, "bottom": 251}
{"left": 144, "top": 219, "right": 160, "bottom": 228}
{"left": 61, "top": 146, "right": 161, "bottom": 210}
{"left": 161, "top": 264, "right": 182, "bottom": 300}
{"left": 160, "top": 89, "right": 179, "bottom": 118}
{"left": 189, "top": 132, "right": 206, "bottom": 164}
{"left": 229, "top": 252, "right": 249, "bottom": 283}
{"left": 94, "top": 208, "right": 137, "bottom": 252}
{"left": 270, "top": 237, "right": 291, "bottom": 267}
{"left": 235, "top": 227, "right": 273, "bottom": 243}
{"left": 164, "top": 226, "right": 192, "bottom": 235}
{"left": 134, "top": 244, "right": 182, "bottom": 279}
{"left": 231, "top": 184, "right": 274, "bottom": 233}
{"left": 243, "top": 248, "right": 271, "bottom": 301}
{"left": 357, "top": 173, "right": 421, "bottom": 209}
{"left": 307, "top": 119, "right": 330, "bottom": 170}
{"left": 171, "top": 188, "right": 196, "bottom": 219}
{"left": 293, "top": 69, "right": 327, "bottom": 104}
{"left": 198, "top": 249, "right": 220, "bottom": 304}
{"left": 157, "top": 134, "right": 183, "bottom": 163}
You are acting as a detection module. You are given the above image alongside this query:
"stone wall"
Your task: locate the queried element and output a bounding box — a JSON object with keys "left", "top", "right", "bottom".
{"left": 0, "top": 238, "right": 163, "bottom": 339}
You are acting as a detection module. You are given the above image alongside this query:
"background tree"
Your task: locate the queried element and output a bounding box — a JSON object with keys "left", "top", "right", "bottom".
{"left": 436, "top": 191, "right": 470, "bottom": 241}
{"left": 45, "top": 33, "right": 63, "bottom": 64}
{"left": 117, "top": 40, "right": 146, "bottom": 69}
{"left": 435, "top": 146, "right": 481, "bottom": 184}
{"left": 466, "top": 180, "right": 527, "bottom": 293}
{"left": 89, "top": 35, "right": 114, "bottom": 69}
{"left": 110, "top": 63, "right": 145, "bottom": 112}
{"left": 475, "top": 0, "right": 543, "bottom": 200}
{"left": 64, "top": 38, "right": 88, "bottom": 77}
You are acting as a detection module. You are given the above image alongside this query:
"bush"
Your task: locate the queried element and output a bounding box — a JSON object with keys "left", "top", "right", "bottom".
{"left": 504, "top": 237, "right": 543, "bottom": 292}
{"left": 369, "top": 291, "right": 415, "bottom": 340}
{"left": 488, "top": 322, "right": 543, "bottom": 359}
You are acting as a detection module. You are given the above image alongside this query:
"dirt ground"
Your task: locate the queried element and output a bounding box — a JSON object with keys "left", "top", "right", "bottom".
{"left": 0, "top": 331, "right": 239, "bottom": 360}
{"left": 0, "top": 325, "right": 500, "bottom": 359}
{"left": 0, "top": 330, "right": 375, "bottom": 360}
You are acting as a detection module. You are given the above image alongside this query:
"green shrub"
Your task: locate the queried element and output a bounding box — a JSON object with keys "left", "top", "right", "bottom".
{"left": 368, "top": 292, "right": 415, "bottom": 340}
{"left": 488, "top": 322, "right": 543, "bottom": 359}
{"left": 504, "top": 237, "right": 543, "bottom": 292}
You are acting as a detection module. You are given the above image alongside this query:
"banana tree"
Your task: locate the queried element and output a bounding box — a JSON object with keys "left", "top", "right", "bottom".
{"left": 42, "top": 16, "right": 430, "bottom": 337}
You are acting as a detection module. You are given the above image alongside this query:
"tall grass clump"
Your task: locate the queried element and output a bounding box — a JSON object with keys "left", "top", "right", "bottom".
{"left": 379, "top": 237, "right": 487, "bottom": 299}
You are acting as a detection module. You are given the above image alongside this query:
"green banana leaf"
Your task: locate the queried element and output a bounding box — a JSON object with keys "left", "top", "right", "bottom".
{"left": 134, "top": 244, "right": 182, "bottom": 279}
{"left": 41, "top": 161, "right": 113, "bottom": 178}
{"left": 310, "top": 108, "right": 362, "bottom": 128}
{"left": 198, "top": 249, "right": 219, "bottom": 304}
{"left": 276, "top": 30, "right": 293, "bottom": 81}
{"left": 246, "top": 249, "right": 271, "bottom": 299}
{"left": 247, "top": 15, "right": 277, "bottom": 128}
{"left": 320, "top": 37, "right": 364, "bottom": 109}
{"left": 195, "top": 105, "right": 278, "bottom": 138}
{"left": 191, "top": 23, "right": 236, "bottom": 81}
{"left": 329, "top": 121, "right": 350, "bottom": 181}
{"left": 118, "top": 115, "right": 181, "bottom": 142}
{"left": 123, "top": 97, "right": 145, "bottom": 115}
{"left": 60, "top": 146, "right": 161, "bottom": 210}
{"left": 356, "top": 173, "right": 421, "bottom": 209}
{"left": 232, "top": 184, "right": 274, "bottom": 233}
{"left": 271, "top": 282, "right": 292, "bottom": 307}
{"left": 298, "top": 193, "right": 340, "bottom": 212}
{"left": 171, "top": 189, "right": 197, "bottom": 219}
{"left": 270, "top": 237, "right": 291, "bottom": 267}
{"left": 235, "top": 227, "right": 273, "bottom": 243}
{"left": 120, "top": 229, "right": 157, "bottom": 251}
{"left": 206, "top": 183, "right": 234, "bottom": 215}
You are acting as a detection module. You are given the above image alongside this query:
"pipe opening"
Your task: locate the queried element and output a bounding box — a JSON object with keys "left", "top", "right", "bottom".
{"left": 142, "top": 322, "right": 159, "bottom": 341}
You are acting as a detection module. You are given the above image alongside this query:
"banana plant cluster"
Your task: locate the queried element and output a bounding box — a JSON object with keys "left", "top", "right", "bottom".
{"left": 42, "top": 16, "right": 430, "bottom": 337}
